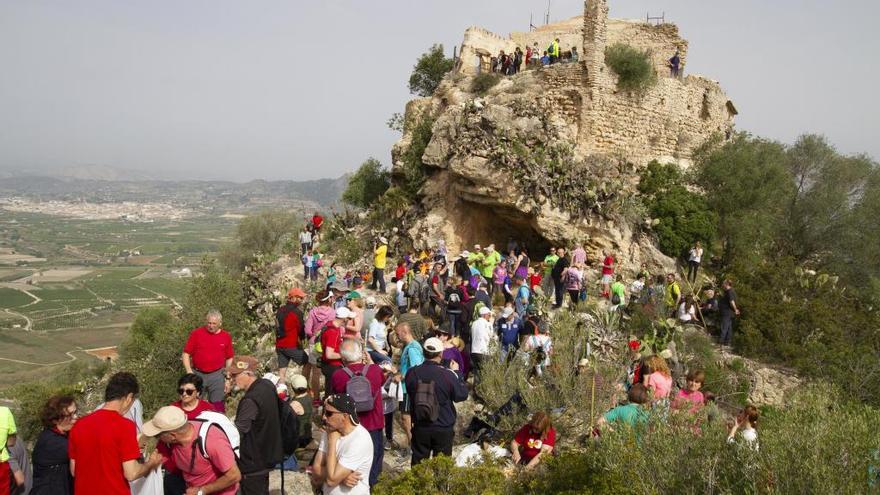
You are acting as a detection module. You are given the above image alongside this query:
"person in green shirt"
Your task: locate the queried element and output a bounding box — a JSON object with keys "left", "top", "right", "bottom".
{"left": 479, "top": 244, "right": 501, "bottom": 280}
{"left": 665, "top": 272, "right": 681, "bottom": 312}
{"left": 541, "top": 248, "right": 559, "bottom": 299}
{"left": 598, "top": 383, "right": 649, "bottom": 430}
{"left": 610, "top": 274, "right": 626, "bottom": 309}
{"left": 0, "top": 405, "right": 18, "bottom": 483}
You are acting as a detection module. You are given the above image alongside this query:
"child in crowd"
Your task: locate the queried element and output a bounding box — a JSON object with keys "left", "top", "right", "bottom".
{"left": 673, "top": 369, "right": 705, "bottom": 413}
{"left": 727, "top": 405, "right": 759, "bottom": 449}
{"left": 643, "top": 355, "right": 673, "bottom": 401}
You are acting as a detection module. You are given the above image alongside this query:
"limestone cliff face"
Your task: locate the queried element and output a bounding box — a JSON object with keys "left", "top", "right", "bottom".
{"left": 391, "top": 0, "right": 736, "bottom": 275}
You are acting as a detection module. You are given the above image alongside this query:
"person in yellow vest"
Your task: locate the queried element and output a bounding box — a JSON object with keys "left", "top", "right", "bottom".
{"left": 549, "top": 38, "right": 560, "bottom": 64}
{"left": 371, "top": 236, "right": 389, "bottom": 293}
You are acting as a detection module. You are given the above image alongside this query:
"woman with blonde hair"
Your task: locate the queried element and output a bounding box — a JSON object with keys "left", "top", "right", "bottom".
{"left": 643, "top": 355, "right": 673, "bottom": 400}
{"left": 511, "top": 411, "right": 556, "bottom": 469}
{"left": 449, "top": 336, "right": 470, "bottom": 377}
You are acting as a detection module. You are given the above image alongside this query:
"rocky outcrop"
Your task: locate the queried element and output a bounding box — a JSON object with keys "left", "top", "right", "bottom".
{"left": 389, "top": 1, "right": 735, "bottom": 275}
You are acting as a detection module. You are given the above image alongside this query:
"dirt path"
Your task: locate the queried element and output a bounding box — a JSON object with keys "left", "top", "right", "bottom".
{"left": 2, "top": 308, "right": 32, "bottom": 331}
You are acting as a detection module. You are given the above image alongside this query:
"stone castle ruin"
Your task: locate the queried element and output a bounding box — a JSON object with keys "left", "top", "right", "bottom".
{"left": 391, "top": 0, "right": 737, "bottom": 273}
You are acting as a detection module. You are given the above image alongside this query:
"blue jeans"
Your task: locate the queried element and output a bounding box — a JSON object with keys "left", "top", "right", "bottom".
{"left": 447, "top": 312, "right": 461, "bottom": 336}
{"left": 368, "top": 350, "right": 392, "bottom": 364}
{"left": 369, "top": 428, "right": 385, "bottom": 487}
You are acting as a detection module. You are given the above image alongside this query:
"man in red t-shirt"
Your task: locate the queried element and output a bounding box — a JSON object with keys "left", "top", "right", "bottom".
{"left": 276, "top": 287, "right": 307, "bottom": 382}
{"left": 331, "top": 339, "right": 385, "bottom": 488}
{"left": 183, "top": 310, "right": 234, "bottom": 412}
{"left": 311, "top": 212, "right": 324, "bottom": 241}
{"left": 145, "top": 406, "right": 241, "bottom": 495}
{"left": 601, "top": 249, "right": 615, "bottom": 299}
{"left": 68, "top": 372, "right": 162, "bottom": 495}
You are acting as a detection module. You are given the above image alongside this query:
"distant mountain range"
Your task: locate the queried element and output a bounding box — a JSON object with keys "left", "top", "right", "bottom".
{"left": 0, "top": 167, "right": 349, "bottom": 211}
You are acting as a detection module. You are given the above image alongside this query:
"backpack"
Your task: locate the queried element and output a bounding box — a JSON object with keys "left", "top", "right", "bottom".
{"left": 342, "top": 365, "right": 378, "bottom": 412}
{"left": 413, "top": 378, "right": 440, "bottom": 423}
{"left": 275, "top": 304, "right": 304, "bottom": 342}
{"left": 192, "top": 411, "right": 241, "bottom": 460}
{"left": 446, "top": 290, "right": 462, "bottom": 312}
{"left": 312, "top": 322, "right": 331, "bottom": 356}
{"left": 278, "top": 396, "right": 301, "bottom": 457}
{"left": 611, "top": 292, "right": 621, "bottom": 305}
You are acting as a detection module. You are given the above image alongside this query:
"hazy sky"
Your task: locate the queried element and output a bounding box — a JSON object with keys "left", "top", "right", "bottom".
{"left": 1, "top": 1, "right": 877, "bottom": 181}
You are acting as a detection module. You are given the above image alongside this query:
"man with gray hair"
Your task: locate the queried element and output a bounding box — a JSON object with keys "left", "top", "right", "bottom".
{"left": 330, "top": 339, "right": 385, "bottom": 488}
{"left": 183, "top": 309, "right": 234, "bottom": 412}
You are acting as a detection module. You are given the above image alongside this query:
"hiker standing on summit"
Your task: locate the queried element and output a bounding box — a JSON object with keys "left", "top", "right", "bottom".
{"left": 182, "top": 310, "right": 234, "bottom": 413}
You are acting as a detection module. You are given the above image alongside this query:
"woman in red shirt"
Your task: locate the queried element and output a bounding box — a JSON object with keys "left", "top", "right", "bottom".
{"left": 161, "top": 373, "right": 216, "bottom": 494}
{"left": 510, "top": 411, "right": 556, "bottom": 469}
{"left": 172, "top": 374, "right": 215, "bottom": 419}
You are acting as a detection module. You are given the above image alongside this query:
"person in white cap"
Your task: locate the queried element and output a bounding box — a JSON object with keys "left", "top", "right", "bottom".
{"left": 404, "top": 337, "right": 469, "bottom": 466}
{"left": 469, "top": 306, "right": 495, "bottom": 386}
{"left": 320, "top": 307, "right": 353, "bottom": 397}
{"left": 370, "top": 237, "right": 388, "bottom": 293}
{"left": 145, "top": 406, "right": 241, "bottom": 495}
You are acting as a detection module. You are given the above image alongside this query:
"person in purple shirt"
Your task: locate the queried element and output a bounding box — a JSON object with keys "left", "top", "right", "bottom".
{"left": 433, "top": 324, "right": 465, "bottom": 373}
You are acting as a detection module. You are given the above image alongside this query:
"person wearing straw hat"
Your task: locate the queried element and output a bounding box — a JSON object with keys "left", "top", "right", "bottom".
{"left": 144, "top": 406, "right": 240, "bottom": 495}
{"left": 311, "top": 394, "right": 373, "bottom": 495}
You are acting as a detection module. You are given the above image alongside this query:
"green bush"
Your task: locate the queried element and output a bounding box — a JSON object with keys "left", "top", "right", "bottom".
{"left": 680, "top": 330, "right": 750, "bottom": 407}
{"left": 374, "top": 455, "right": 506, "bottom": 495}
{"left": 604, "top": 43, "right": 657, "bottom": 93}
{"left": 471, "top": 73, "right": 501, "bottom": 95}
{"left": 118, "top": 307, "right": 190, "bottom": 413}
{"left": 8, "top": 360, "right": 107, "bottom": 439}
{"left": 342, "top": 157, "right": 391, "bottom": 209}
{"left": 638, "top": 161, "right": 717, "bottom": 258}
{"left": 409, "top": 44, "right": 455, "bottom": 97}
{"left": 398, "top": 115, "right": 434, "bottom": 199}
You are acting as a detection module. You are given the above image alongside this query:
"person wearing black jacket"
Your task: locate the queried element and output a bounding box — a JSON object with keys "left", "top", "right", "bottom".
{"left": 227, "top": 356, "right": 283, "bottom": 495}
{"left": 404, "top": 338, "right": 469, "bottom": 466}
{"left": 30, "top": 395, "right": 77, "bottom": 495}
{"left": 550, "top": 248, "right": 570, "bottom": 309}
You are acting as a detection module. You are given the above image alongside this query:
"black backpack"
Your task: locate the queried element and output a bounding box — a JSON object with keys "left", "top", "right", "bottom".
{"left": 276, "top": 303, "right": 304, "bottom": 342}
{"left": 413, "top": 379, "right": 440, "bottom": 423}
{"left": 277, "top": 395, "right": 300, "bottom": 457}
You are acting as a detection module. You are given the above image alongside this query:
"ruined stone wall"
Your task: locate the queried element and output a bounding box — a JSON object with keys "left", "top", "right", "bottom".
{"left": 458, "top": 27, "right": 517, "bottom": 76}
{"left": 510, "top": 16, "right": 583, "bottom": 58}
{"left": 606, "top": 20, "right": 689, "bottom": 77}
{"left": 583, "top": 76, "right": 735, "bottom": 166}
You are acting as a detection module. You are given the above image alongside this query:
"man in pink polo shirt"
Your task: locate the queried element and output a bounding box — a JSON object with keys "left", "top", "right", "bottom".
{"left": 145, "top": 406, "right": 241, "bottom": 495}
{"left": 183, "top": 310, "right": 234, "bottom": 412}
{"left": 330, "top": 339, "right": 384, "bottom": 489}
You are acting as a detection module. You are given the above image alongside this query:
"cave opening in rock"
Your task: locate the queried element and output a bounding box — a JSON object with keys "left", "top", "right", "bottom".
{"left": 455, "top": 201, "right": 552, "bottom": 257}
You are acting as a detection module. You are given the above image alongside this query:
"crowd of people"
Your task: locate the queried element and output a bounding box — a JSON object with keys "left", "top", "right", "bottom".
{"left": 489, "top": 38, "right": 579, "bottom": 75}
{"left": 486, "top": 38, "right": 684, "bottom": 77}
{"left": 0, "top": 226, "right": 751, "bottom": 495}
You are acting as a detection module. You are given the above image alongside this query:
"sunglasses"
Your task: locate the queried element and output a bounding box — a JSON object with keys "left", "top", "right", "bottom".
{"left": 322, "top": 409, "right": 341, "bottom": 418}
{"left": 178, "top": 388, "right": 198, "bottom": 396}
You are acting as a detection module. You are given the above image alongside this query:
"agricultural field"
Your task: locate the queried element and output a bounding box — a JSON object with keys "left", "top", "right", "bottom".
{"left": 0, "top": 210, "right": 239, "bottom": 390}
